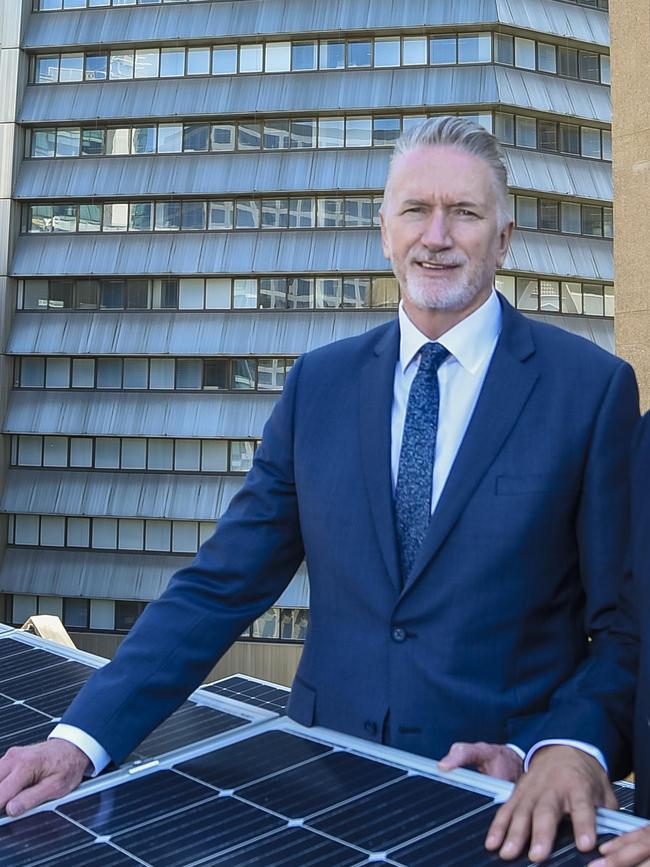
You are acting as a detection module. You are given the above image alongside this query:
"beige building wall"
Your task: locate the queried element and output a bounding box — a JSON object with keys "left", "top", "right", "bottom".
{"left": 611, "top": 1, "right": 650, "bottom": 408}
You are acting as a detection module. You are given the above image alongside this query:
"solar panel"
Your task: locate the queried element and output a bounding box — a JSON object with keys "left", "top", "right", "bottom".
{"left": 0, "top": 632, "right": 274, "bottom": 772}
{"left": 0, "top": 630, "right": 646, "bottom": 866}
{"left": 614, "top": 781, "right": 636, "bottom": 813}
{"left": 203, "top": 673, "right": 290, "bottom": 714}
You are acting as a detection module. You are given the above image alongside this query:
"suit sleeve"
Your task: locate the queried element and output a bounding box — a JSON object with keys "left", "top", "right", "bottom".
{"left": 514, "top": 361, "right": 640, "bottom": 777}
{"left": 59, "top": 356, "right": 306, "bottom": 765}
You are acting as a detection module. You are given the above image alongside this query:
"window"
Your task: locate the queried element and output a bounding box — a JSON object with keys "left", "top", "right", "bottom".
{"left": 158, "top": 124, "right": 183, "bottom": 153}
{"left": 375, "top": 38, "right": 400, "bottom": 67}
{"left": 374, "top": 117, "right": 401, "bottom": 146}
{"left": 187, "top": 47, "right": 210, "bottom": 76}
{"left": 132, "top": 126, "right": 156, "bottom": 154}
{"left": 148, "top": 439, "right": 173, "bottom": 470}
{"left": 20, "top": 358, "right": 45, "bottom": 388}
{"left": 149, "top": 359, "right": 174, "bottom": 389}
{"left": 145, "top": 520, "right": 171, "bottom": 551}
{"left": 179, "top": 278, "right": 204, "bottom": 309}
{"left": 212, "top": 46, "right": 237, "bottom": 75}
{"left": 372, "top": 277, "right": 399, "bottom": 307}
{"left": 494, "top": 34, "right": 514, "bottom": 66}
{"left": 18, "top": 436, "right": 42, "bottom": 466}
{"left": 348, "top": 41, "right": 372, "bottom": 67}
{"left": 172, "top": 521, "right": 198, "bottom": 553}
{"left": 343, "top": 277, "right": 369, "bottom": 308}
{"left": 121, "top": 438, "right": 146, "bottom": 468}
{"left": 174, "top": 439, "right": 200, "bottom": 470}
{"left": 430, "top": 36, "right": 456, "bottom": 65}
{"left": 208, "top": 201, "right": 234, "bottom": 230}
{"left": 579, "top": 51, "right": 600, "bottom": 82}
{"left": 514, "top": 37, "right": 536, "bottom": 70}
{"left": 206, "top": 278, "right": 231, "bottom": 308}
{"left": 265, "top": 42, "right": 291, "bottom": 73}
{"left": 318, "top": 118, "right": 344, "bottom": 149}
{"left": 232, "top": 359, "right": 256, "bottom": 390}
{"left": 317, "top": 198, "right": 344, "bottom": 228}
{"left": 319, "top": 41, "right": 345, "bottom": 69}
{"left": 539, "top": 200, "right": 559, "bottom": 231}
{"left": 52, "top": 204, "right": 77, "bottom": 233}
{"left": 95, "top": 437, "right": 120, "bottom": 468}
{"left": 316, "top": 278, "right": 342, "bottom": 307}
{"left": 261, "top": 199, "right": 289, "bottom": 228}
{"left": 581, "top": 127, "right": 601, "bottom": 159}
{"left": 184, "top": 123, "right": 210, "bottom": 152}
{"left": 239, "top": 44, "right": 263, "bottom": 73}
{"left": 45, "top": 359, "right": 70, "bottom": 389}
{"left": 134, "top": 49, "right": 159, "bottom": 78}
{"left": 582, "top": 205, "right": 603, "bottom": 237}
{"left": 539, "top": 280, "right": 560, "bottom": 312}
{"left": 72, "top": 359, "right": 95, "bottom": 388}
{"left": 345, "top": 198, "right": 372, "bottom": 227}
{"left": 264, "top": 120, "right": 290, "bottom": 150}
{"left": 292, "top": 42, "right": 317, "bottom": 71}
{"left": 201, "top": 440, "right": 228, "bottom": 472}
{"left": 56, "top": 128, "right": 80, "bottom": 157}
{"left": 259, "top": 278, "right": 287, "bottom": 309}
{"left": 495, "top": 274, "right": 515, "bottom": 305}
{"left": 233, "top": 279, "right": 257, "bottom": 308}
{"left": 238, "top": 122, "right": 262, "bottom": 150}
{"left": 557, "top": 46, "right": 578, "bottom": 78}
{"left": 115, "top": 601, "right": 146, "bottom": 631}
{"left": 537, "top": 43, "right": 557, "bottom": 74}
{"left": 346, "top": 117, "right": 372, "bottom": 148}
{"left": 600, "top": 55, "right": 611, "bottom": 85}
{"left": 181, "top": 201, "right": 207, "bottom": 230}
{"left": 96, "top": 359, "right": 122, "bottom": 389}
{"left": 50, "top": 280, "right": 73, "bottom": 308}
{"left": 32, "top": 130, "right": 56, "bottom": 158}
{"left": 176, "top": 359, "right": 202, "bottom": 389}
{"left": 106, "top": 128, "right": 130, "bottom": 156}
{"left": 68, "top": 518, "right": 90, "bottom": 548}
{"left": 103, "top": 203, "right": 129, "bottom": 232}
{"left": 118, "top": 519, "right": 144, "bottom": 550}
{"left": 85, "top": 53, "right": 108, "bottom": 81}
{"left": 129, "top": 202, "right": 153, "bottom": 231}
{"left": 538, "top": 121, "right": 558, "bottom": 152}
{"left": 235, "top": 199, "right": 260, "bottom": 228}
{"left": 458, "top": 34, "right": 491, "bottom": 64}
{"left": 70, "top": 437, "right": 93, "bottom": 467}
{"left": 515, "top": 116, "right": 536, "bottom": 148}
{"left": 287, "top": 277, "right": 314, "bottom": 308}
{"left": 204, "top": 360, "right": 229, "bottom": 390}
{"left": 110, "top": 51, "right": 134, "bottom": 80}
{"left": 602, "top": 130, "right": 612, "bottom": 161}
{"left": 23, "top": 280, "right": 49, "bottom": 309}
{"left": 290, "top": 119, "right": 315, "bottom": 149}
{"left": 559, "top": 123, "right": 580, "bottom": 155}
{"left": 403, "top": 37, "right": 427, "bottom": 66}
{"left": 81, "top": 129, "right": 104, "bottom": 156}
{"left": 63, "top": 598, "right": 89, "bottom": 629}
{"left": 562, "top": 281, "right": 582, "bottom": 314}
{"left": 516, "top": 277, "right": 538, "bottom": 311}
{"left": 561, "top": 202, "right": 581, "bottom": 234}
{"left": 160, "top": 48, "right": 185, "bottom": 77}
{"left": 155, "top": 201, "right": 181, "bottom": 231}
{"left": 59, "top": 54, "right": 84, "bottom": 82}
{"left": 92, "top": 518, "right": 118, "bottom": 550}
{"left": 516, "top": 197, "right": 538, "bottom": 229}
{"left": 583, "top": 283, "right": 604, "bottom": 316}
{"left": 603, "top": 207, "right": 613, "bottom": 238}
{"left": 211, "top": 124, "right": 235, "bottom": 151}
{"left": 289, "top": 198, "right": 315, "bottom": 228}
{"left": 494, "top": 112, "right": 514, "bottom": 145}
{"left": 230, "top": 441, "right": 255, "bottom": 471}
{"left": 40, "top": 516, "right": 65, "bottom": 547}
{"left": 123, "top": 358, "right": 148, "bottom": 389}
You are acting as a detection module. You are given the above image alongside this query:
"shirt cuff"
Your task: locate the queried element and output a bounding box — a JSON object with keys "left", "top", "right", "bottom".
{"left": 524, "top": 739, "right": 608, "bottom": 774}
{"left": 506, "top": 743, "right": 525, "bottom": 761}
{"left": 48, "top": 724, "right": 112, "bottom": 777}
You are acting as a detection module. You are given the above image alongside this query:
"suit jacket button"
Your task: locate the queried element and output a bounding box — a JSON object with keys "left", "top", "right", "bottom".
{"left": 364, "top": 720, "right": 378, "bottom": 736}
{"left": 392, "top": 626, "right": 407, "bottom": 642}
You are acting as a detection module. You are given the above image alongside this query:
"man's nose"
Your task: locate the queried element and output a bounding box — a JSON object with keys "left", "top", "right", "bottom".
{"left": 420, "top": 212, "right": 452, "bottom": 249}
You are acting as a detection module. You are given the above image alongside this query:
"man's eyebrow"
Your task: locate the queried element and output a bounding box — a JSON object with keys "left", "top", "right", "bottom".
{"left": 398, "top": 198, "right": 485, "bottom": 209}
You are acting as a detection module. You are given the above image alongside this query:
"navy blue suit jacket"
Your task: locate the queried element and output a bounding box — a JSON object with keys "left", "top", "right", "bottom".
{"left": 62, "top": 297, "right": 639, "bottom": 771}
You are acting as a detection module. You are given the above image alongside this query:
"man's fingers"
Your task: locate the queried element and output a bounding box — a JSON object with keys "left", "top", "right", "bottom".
{"left": 438, "top": 742, "right": 482, "bottom": 770}
{"left": 567, "top": 794, "right": 597, "bottom": 852}
{"left": 485, "top": 800, "right": 516, "bottom": 850}
{"left": 603, "top": 786, "right": 619, "bottom": 812}
{"left": 590, "top": 832, "right": 650, "bottom": 867}
{"left": 6, "top": 774, "right": 71, "bottom": 818}
{"left": 497, "top": 802, "right": 538, "bottom": 860}
{"left": 527, "top": 800, "right": 564, "bottom": 862}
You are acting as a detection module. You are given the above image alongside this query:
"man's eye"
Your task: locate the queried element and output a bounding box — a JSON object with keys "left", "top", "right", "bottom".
{"left": 458, "top": 209, "right": 477, "bottom": 217}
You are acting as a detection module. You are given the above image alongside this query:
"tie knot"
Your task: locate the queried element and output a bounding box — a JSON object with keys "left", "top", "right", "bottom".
{"left": 418, "top": 342, "right": 449, "bottom": 373}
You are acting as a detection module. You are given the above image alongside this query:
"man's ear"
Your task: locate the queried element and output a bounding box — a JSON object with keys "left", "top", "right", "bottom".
{"left": 496, "top": 219, "right": 514, "bottom": 268}
{"left": 379, "top": 209, "right": 392, "bottom": 260}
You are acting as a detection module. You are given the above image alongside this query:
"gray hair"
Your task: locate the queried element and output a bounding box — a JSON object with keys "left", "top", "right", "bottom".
{"left": 389, "top": 116, "right": 511, "bottom": 226}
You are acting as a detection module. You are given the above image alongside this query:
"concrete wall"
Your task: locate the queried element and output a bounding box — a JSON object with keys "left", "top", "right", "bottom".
{"left": 611, "top": 1, "right": 650, "bottom": 408}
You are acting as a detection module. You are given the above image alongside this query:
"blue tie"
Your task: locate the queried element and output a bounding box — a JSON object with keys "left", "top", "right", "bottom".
{"left": 395, "top": 342, "right": 449, "bottom": 584}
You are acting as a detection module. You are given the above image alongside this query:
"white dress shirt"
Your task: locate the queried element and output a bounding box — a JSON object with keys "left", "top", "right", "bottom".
{"left": 50, "top": 289, "right": 604, "bottom": 775}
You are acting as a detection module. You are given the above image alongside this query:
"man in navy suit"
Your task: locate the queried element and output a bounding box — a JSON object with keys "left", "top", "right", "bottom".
{"left": 0, "top": 117, "right": 638, "bottom": 833}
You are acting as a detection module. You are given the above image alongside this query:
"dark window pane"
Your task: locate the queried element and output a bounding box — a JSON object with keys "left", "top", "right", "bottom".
{"left": 85, "top": 53, "right": 107, "bottom": 81}
{"left": 100, "top": 279, "right": 125, "bottom": 309}
{"left": 538, "top": 200, "right": 559, "bottom": 231}
{"left": 494, "top": 112, "right": 514, "bottom": 145}
{"left": 317, "top": 198, "right": 344, "bottom": 228}
{"left": 579, "top": 51, "right": 600, "bottom": 82}
{"left": 263, "top": 120, "right": 290, "bottom": 150}
{"left": 52, "top": 204, "right": 77, "bottom": 232}
{"left": 63, "top": 598, "right": 89, "bottom": 629}
{"left": 289, "top": 198, "right": 315, "bottom": 228}
{"left": 183, "top": 124, "right": 209, "bottom": 153}
{"left": 132, "top": 127, "right": 156, "bottom": 154}
{"left": 344, "top": 197, "right": 373, "bottom": 227}
{"left": 74, "top": 279, "right": 99, "bottom": 309}
{"left": 558, "top": 46, "right": 578, "bottom": 78}
{"left": 161, "top": 279, "right": 178, "bottom": 309}
{"left": 211, "top": 124, "right": 235, "bottom": 151}
{"left": 319, "top": 41, "right": 344, "bottom": 69}
{"left": 129, "top": 202, "right": 153, "bottom": 231}
{"left": 287, "top": 277, "right": 313, "bottom": 308}
{"left": 238, "top": 122, "right": 261, "bottom": 150}
{"left": 204, "top": 360, "right": 229, "bottom": 390}
{"left": 126, "top": 279, "right": 149, "bottom": 309}
{"left": 538, "top": 121, "right": 557, "bottom": 152}
{"left": 582, "top": 205, "right": 603, "bottom": 237}
{"left": 261, "top": 199, "right": 289, "bottom": 228}
{"left": 235, "top": 199, "right": 260, "bottom": 228}
{"left": 49, "top": 280, "right": 72, "bottom": 309}
{"left": 181, "top": 201, "right": 207, "bottom": 230}
{"left": 259, "top": 279, "right": 287, "bottom": 309}
{"left": 115, "top": 601, "right": 146, "bottom": 631}
{"left": 32, "top": 130, "right": 56, "bottom": 158}
{"left": 559, "top": 123, "right": 580, "bottom": 155}
{"left": 494, "top": 34, "right": 514, "bottom": 65}
{"left": 316, "top": 278, "right": 342, "bottom": 308}
{"left": 343, "top": 277, "right": 369, "bottom": 308}
{"left": 373, "top": 117, "right": 401, "bottom": 146}
{"left": 290, "top": 119, "right": 316, "bottom": 149}
{"left": 78, "top": 204, "right": 101, "bottom": 232}
{"left": 232, "top": 359, "right": 257, "bottom": 390}
{"left": 155, "top": 201, "right": 181, "bottom": 231}
{"left": 292, "top": 41, "right": 317, "bottom": 70}
{"left": 81, "top": 128, "right": 104, "bottom": 156}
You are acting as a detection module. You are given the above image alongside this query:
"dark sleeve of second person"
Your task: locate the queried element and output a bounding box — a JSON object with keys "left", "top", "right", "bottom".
{"left": 59, "top": 356, "right": 308, "bottom": 766}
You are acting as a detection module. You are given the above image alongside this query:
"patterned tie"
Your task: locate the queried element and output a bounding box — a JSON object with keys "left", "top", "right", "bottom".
{"left": 395, "top": 342, "right": 449, "bottom": 584}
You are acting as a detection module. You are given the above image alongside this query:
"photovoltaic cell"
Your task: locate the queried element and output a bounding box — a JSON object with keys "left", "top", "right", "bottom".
{"left": 177, "top": 730, "right": 332, "bottom": 789}
{"left": 238, "top": 749, "right": 406, "bottom": 818}
{"left": 204, "top": 675, "right": 290, "bottom": 714}
{"left": 0, "top": 660, "right": 93, "bottom": 702}
{"left": 35, "top": 846, "right": 140, "bottom": 866}
{"left": 308, "top": 773, "right": 493, "bottom": 851}
{"left": 0, "top": 647, "right": 67, "bottom": 681}
{"left": 0, "top": 720, "right": 55, "bottom": 752}
{"left": 0, "top": 703, "right": 51, "bottom": 738}
{"left": 60, "top": 769, "right": 220, "bottom": 835}
{"left": 0, "top": 811, "right": 93, "bottom": 867}
{"left": 24, "top": 683, "right": 88, "bottom": 717}
{"left": 0, "top": 639, "right": 34, "bottom": 660}
{"left": 130, "top": 702, "right": 247, "bottom": 760}
{"left": 614, "top": 782, "right": 636, "bottom": 812}
{"left": 110, "top": 795, "right": 285, "bottom": 866}
{"left": 201, "top": 826, "right": 366, "bottom": 866}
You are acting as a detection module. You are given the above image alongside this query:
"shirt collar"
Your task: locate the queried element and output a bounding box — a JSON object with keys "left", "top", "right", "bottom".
{"left": 398, "top": 289, "right": 503, "bottom": 375}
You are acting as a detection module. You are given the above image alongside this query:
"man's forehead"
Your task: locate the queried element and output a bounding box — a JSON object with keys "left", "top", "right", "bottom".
{"left": 386, "top": 145, "right": 495, "bottom": 201}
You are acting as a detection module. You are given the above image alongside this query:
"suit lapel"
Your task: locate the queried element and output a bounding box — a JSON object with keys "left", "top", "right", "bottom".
{"left": 359, "top": 320, "right": 402, "bottom": 592}
{"left": 403, "top": 301, "right": 540, "bottom": 593}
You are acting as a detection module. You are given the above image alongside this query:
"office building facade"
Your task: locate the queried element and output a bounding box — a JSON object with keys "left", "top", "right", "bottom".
{"left": 0, "top": 0, "right": 612, "bottom": 681}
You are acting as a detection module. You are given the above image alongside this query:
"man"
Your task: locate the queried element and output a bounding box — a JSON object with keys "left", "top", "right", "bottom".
{"left": 0, "top": 117, "right": 639, "bottom": 826}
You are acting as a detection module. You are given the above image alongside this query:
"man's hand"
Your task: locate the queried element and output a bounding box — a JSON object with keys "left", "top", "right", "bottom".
{"left": 484, "top": 745, "right": 618, "bottom": 862}
{"left": 0, "top": 739, "right": 90, "bottom": 817}
{"left": 590, "top": 827, "right": 650, "bottom": 867}
{"left": 438, "top": 742, "right": 524, "bottom": 781}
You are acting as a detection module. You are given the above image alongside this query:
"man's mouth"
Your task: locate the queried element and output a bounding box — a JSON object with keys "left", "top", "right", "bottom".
{"left": 417, "top": 261, "right": 460, "bottom": 271}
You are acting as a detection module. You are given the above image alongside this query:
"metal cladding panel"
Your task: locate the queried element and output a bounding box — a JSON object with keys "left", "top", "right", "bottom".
{"left": 496, "top": 66, "right": 611, "bottom": 123}
{"left": 11, "top": 230, "right": 388, "bottom": 277}
{"left": 19, "top": 66, "right": 499, "bottom": 125}
{"left": 7, "top": 311, "right": 395, "bottom": 356}
{"left": 503, "top": 147, "right": 612, "bottom": 201}
{"left": 24, "top": 0, "right": 502, "bottom": 51}
{"left": 506, "top": 231, "right": 613, "bottom": 281}
{"left": 3, "top": 392, "right": 279, "bottom": 438}
{"left": 0, "top": 468, "right": 242, "bottom": 520}
{"left": 0, "top": 547, "right": 308, "bottom": 602}
{"left": 526, "top": 311, "right": 614, "bottom": 353}
{"left": 496, "top": 0, "right": 609, "bottom": 46}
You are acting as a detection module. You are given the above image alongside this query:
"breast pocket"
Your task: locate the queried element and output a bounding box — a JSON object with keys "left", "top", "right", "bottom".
{"left": 495, "top": 474, "right": 575, "bottom": 496}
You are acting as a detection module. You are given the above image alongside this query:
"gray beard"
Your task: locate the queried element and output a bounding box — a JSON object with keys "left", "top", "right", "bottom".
{"left": 403, "top": 276, "right": 484, "bottom": 312}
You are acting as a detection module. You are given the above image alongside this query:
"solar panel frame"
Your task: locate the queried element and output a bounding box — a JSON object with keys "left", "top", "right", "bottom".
{"left": 201, "top": 672, "right": 291, "bottom": 714}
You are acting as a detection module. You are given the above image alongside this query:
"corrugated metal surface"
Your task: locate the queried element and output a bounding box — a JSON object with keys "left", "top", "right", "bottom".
{"left": 496, "top": 66, "right": 610, "bottom": 123}
{"left": 24, "top": 0, "right": 501, "bottom": 51}
{"left": 7, "top": 311, "right": 395, "bottom": 356}
{"left": 526, "top": 311, "right": 613, "bottom": 353}
{"left": 505, "top": 232, "right": 612, "bottom": 281}
{"left": 3, "top": 391, "right": 279, "bottom": 438}
{"left": 496, "top": 0, "right": 609, "bottom": 46}
{"left": 0, "top": 547, "right": 309, "bottom": 604}
{"left": 0, "top": 468, "right": 241, "bottom": 519}
{"left": 11, "top": 229, "right": 389, "bottom": 277}
{"left": 11, "top": 228, "right": 611, "bottom": 281}
{"left": 15, "top": 147, "right": 612, "bottom": 203}
{"left": 503, "top": 148, "right": 612, "bottom": 202}
{"left": 18, "top": 66, "right": 500, "bottom": 125}
{"left": 23, "top": 0, "right": 606, "bottom": 51}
